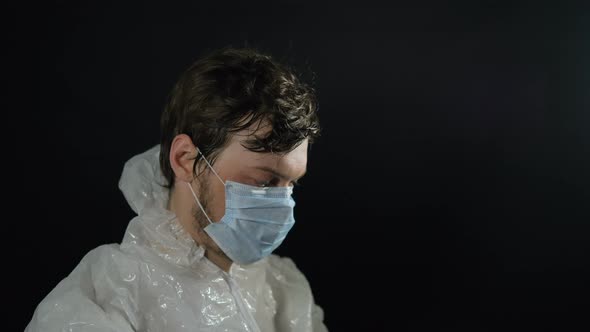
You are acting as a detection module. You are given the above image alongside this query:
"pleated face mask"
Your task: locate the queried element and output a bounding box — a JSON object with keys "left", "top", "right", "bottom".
{"left": 187, "top": 148, "right": 296, "bottom": 265}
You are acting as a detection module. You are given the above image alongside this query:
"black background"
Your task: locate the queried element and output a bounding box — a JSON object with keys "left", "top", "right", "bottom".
{"left": 14, "top": 0, "right": 590, "bottom": 330}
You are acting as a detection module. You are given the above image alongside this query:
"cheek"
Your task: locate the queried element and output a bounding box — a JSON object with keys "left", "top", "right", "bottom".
{"left": 208, "top": 183, "right": 227, "bottom": 220}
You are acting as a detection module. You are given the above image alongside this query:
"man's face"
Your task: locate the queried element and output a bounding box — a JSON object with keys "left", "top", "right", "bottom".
{"left": 190, "top": 127, "right": 308, "bottom": 264}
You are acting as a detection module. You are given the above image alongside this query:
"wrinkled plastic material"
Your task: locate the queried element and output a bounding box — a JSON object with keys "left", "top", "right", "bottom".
{"left": 26, "top": 145, "right": 327, "bottom": 332}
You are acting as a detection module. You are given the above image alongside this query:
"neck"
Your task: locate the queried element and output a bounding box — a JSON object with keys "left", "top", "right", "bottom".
{"left": 167, "top": 184, "right": 232, "bottom": 273}
{"left": 204, "top": 249, "right": 232, "bottom": 272}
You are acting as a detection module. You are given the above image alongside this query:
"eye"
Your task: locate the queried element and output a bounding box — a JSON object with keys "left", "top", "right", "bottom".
{"left": 257, "top": 180, "right": 272, "bottom": 188}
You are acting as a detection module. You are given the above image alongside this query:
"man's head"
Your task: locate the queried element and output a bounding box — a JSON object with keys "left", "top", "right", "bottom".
{"left": 159, "top": 47, "right": 320, "bottom": 270}
{"left": 160, "top": 47, "right": 320, "bottom": 190}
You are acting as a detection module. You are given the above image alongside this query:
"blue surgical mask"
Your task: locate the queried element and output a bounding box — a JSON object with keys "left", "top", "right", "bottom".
{"left": 187, "top": 148, "right": 296, "bottom": 265}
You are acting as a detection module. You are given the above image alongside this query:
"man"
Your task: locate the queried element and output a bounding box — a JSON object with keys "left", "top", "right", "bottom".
{"left": 27, "top": 47, "right": 327, "bottom": 331}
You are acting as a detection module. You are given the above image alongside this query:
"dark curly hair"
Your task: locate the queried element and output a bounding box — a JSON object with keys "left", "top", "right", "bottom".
{"left": 159, "top": 47, "right": 320, "bottom": 188}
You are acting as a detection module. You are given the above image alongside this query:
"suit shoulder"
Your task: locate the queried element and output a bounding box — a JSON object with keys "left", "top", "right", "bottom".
{"left": 265, "top": 254, "right": 311, "bottom": 287}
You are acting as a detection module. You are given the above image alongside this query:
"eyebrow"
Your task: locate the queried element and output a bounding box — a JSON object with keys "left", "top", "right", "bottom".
{"left": 253, "top": 166, "right": 307, "bottom": 182}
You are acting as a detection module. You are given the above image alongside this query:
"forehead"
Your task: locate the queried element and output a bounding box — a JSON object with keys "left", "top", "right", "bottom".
{"left": 220, "top": 125, "right": 308, "bottom": 173}
{"left": 227, "top": 135, "right": 308, "bottom": 164}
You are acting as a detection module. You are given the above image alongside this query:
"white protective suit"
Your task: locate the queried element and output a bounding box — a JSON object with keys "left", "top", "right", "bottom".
{"left": 26, "top": 145, "right": 327, "bottom": 332}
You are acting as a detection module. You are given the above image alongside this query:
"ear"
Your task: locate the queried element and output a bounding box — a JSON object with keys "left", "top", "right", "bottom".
{"left": 169, "top": 134, "right": 199, "bottom": 184}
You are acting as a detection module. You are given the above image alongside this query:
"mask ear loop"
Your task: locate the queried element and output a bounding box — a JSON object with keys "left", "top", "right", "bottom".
{"left": 195, "top": 147, "right": 225, "bottom": 186}
{"left": 185, "top": 147, "right": 224, "bottom": 225}
{"left": 187, "top": 182, "right": 213, "bottom": 225}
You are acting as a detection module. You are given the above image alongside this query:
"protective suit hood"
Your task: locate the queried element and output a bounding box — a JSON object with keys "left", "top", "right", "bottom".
{"left": 119, "top": 144, "right": 169, "bottom": 215}
{"left": 118, "top": 144, "right": 207, "bottom": 267}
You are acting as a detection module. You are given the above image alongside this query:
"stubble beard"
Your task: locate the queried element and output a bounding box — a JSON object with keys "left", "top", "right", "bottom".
{"left": 192, "top": 175, "right": 230, "bottom": 260}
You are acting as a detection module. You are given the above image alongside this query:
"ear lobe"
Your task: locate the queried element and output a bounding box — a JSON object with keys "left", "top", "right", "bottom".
{"left": 169, "top": 134, "right": 198, "bottom": 183}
